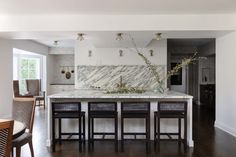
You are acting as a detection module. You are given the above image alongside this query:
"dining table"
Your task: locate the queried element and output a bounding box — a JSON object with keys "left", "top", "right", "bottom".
{"left": 0, "top": 119, "right": 26, "bottom": 139}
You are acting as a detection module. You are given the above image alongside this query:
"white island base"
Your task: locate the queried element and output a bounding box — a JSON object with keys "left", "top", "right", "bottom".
{"left": 47, "top": 90, "right": 194, "bottom": 147}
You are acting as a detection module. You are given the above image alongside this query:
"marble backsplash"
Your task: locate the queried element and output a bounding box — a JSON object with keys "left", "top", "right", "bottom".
{"left": 76, "top": 65, "right": 166, "bottom": 90}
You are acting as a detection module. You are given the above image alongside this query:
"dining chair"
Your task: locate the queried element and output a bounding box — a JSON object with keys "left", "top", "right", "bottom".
{"left": 26, "top": 79, "right": 46, "bottom": 109}
{"left": 0, "top": 120, "right": 14, "bottom": 157}
{"left": 13, "top": 80, "right": 31, "bottom": 98}
{"left": 12, "top": 98, "right": 36, "bottom": 157}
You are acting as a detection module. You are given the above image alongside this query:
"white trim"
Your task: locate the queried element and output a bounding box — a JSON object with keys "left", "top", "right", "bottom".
{"left": 46, "top": 139, "right": 51, "bottom": 147}
{"left": 215, "top": 121, "right": 236, "bottom": 137}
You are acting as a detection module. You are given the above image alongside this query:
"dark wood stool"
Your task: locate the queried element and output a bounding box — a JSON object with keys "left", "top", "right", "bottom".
{"left": 88, "top": 102, "right": 118, "bottom": 152}
{"left": 121, "top": 102, "right": 150, "bottom": 153}
{"left": 52, "top": 102, "right": 85, "bottom": 152}
{"left": 154, "top": 101, "right": 187, "bottom": 151}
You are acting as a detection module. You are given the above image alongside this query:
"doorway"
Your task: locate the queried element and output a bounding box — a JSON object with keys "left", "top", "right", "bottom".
{"left": 167, "top": 39, "right": 216, "bottom": 121}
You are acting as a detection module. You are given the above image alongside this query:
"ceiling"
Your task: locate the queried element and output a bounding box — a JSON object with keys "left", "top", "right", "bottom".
{"left": 0, "top": 0, "right": 236, "bottom": 15}
{"left": 0, "top": 31, "right": 230, "bottom": 48}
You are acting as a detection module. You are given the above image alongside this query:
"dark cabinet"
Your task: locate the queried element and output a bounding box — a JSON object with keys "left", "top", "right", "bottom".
{"left": 200, "top": 84, "right": 215, "bottom": 109}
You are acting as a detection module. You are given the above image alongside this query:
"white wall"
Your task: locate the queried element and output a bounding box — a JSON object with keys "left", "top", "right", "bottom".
{"left": 75, "top": 39, "right": 167, "bottom": 66}
{"left": 49, "top": 54, "right": 75, "bottom": 85}
{"left": 0, "top": 38, "right": 48, "bottom": 118}
{"left": 49, "top": 47, "right": 74, "bottom": 54}
{"left": 215, "top": 31, "right": 236, "bottom": 137}
{"left": 0, "top": 39, "right": 14, "bottom": 118}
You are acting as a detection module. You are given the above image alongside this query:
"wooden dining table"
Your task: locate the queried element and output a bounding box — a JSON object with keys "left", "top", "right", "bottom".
{"left": 0, "top": 119, "right": 26, "bottom": 139}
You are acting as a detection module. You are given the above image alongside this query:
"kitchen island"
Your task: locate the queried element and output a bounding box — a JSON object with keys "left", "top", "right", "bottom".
{"left": 47, "top": 89, "right": 194, "bottom": 147}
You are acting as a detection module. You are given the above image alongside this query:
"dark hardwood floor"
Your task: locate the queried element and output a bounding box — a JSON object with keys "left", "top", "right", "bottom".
{"left": 19, "top": 104, "right": 236, "bottom": 157}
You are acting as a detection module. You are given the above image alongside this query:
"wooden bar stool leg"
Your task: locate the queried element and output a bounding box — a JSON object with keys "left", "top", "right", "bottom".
{"left": 178, "top": 118, "right": 181, "bottom": 147}
{"left": 59, "top": 119, "right": 62, "bottom": 145}
{"left": 79, "top": 117, "right": 82, "bottom": 152}
{"left": 115, "top": 115, "right": 118, "bottom": 152}
{"left": 157, "top": 113, "right": 160, "bottom": 150}
{"left": 146, "top": 116, "right": 150, "bottom": 153}
{"left": 121, "top": 117, "right": 124, "bottom": 152}
{"left": 91, "top": 118, "right": 94, "bottom": 151}
{"left": 83, "top": 115, "right": 86, "bottom": 145}
{"left": 154, "top": 114, "right": 157, "bottom": 150}
{"left": 52, "top": 117, "right": 56, "bottom": 152}
{"left": 88, "top": 117, "right": 91, "bottom": 151}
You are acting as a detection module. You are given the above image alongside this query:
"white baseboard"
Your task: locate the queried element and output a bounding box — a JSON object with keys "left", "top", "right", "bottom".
{"left": 215, "top": 121, "right": 236, "bottom": 137}
{"left": 46, "top": 139, "right": 51, "bottom": 147}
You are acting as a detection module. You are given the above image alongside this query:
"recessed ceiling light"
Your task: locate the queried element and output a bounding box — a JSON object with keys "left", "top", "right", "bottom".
{"left": 77, "top": 33, "right": 85, "bottom": 41}
{"left": 116, "top": 33, "right": 124, "bottom": 41}
{"left": 155, "top": 33, "right": 162, "bottom": 41}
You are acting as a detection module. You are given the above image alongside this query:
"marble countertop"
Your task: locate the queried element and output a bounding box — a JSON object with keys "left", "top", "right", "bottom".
{"left": 47, "top": 89, "right": 193, "bottom": 99}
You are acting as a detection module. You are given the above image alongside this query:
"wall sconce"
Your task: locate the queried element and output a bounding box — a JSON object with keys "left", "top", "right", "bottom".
{"left": 149, "top": 49, "right": 154, "bottom": 57}
{"left": 119, "top": 50, "right": 123, "bottom": 57}
{"left": 60, "top": 66, "right": 74, "bottom": 79}
{"left": 88, "top": 50, "right": 92, "bottom": 57}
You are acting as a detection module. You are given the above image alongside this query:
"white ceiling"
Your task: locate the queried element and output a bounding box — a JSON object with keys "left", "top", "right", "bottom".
{"left": 0, "top": 0, "right": 236, "bottom": 15}
{"left": 0, "top": 31, "right": 231, "bottom": 48}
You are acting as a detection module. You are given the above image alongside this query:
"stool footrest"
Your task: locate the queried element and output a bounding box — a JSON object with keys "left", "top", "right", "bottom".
{"left": 93, "top": 132, "right": 116, "bottom": 135}
{"left": 123, "top": 132, "right": 147, "bottom": 135}
{"left": 60, "top": 133, "right": 85, "bottom": 135}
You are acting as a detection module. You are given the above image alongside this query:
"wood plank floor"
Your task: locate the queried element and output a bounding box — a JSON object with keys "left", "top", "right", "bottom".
{"left": 19, "top": 104, "right": 236, "bottom": 157}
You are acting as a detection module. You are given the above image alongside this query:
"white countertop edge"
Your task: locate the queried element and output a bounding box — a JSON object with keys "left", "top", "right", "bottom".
{"left": 47, "top": 89, "right": 193, "bottom": 99}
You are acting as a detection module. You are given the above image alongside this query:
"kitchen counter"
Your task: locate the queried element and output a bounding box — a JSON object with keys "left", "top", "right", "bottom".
{"left": 48, "top": 89, "right": 193, "bottom": 99}
{"left": 47, "top": 89, "right": 194, "bottom": 147}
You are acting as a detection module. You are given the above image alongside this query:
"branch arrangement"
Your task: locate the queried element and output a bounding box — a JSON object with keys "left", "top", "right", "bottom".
{"left": 128, "top": 34, "right": 198, "bottom": 93}
{"left": 102, "top": 34, "right": 198, "bottom": 94}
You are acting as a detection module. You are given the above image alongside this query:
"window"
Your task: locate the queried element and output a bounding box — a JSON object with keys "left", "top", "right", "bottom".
{"left": 13, "top": 48, "right": 42, "bottom": 95}
{"left": 20, "top": 58, "right": 40, "bottom": 80}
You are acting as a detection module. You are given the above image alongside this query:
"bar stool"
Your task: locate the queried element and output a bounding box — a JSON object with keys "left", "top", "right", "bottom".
{"left": 88, "top": 102, "right": 118, "bottom": 152}
{"left": 154, "top": 101, "right": 187, "bottom": 151}
{"left": 52, "top": 102, "right": 85, "bottom": 152}
{"left": 121, "top": 102, "right": 150, "bottom": 153}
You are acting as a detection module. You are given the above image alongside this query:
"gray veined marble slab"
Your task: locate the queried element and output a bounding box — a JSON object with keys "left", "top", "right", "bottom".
{"left": 76, "top": 65, "right": 166, "bottom": 89}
